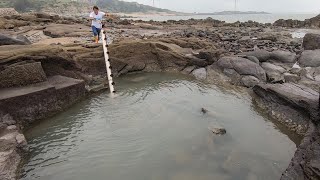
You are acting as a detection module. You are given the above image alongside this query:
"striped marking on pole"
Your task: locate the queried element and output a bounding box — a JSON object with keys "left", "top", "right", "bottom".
{"left": 101, "top": 29, "right": 115, "bottom": 93}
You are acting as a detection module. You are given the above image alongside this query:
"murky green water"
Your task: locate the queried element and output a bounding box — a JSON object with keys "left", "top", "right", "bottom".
{"left": 21, "top": 72, "right": 298, "bottom": 180}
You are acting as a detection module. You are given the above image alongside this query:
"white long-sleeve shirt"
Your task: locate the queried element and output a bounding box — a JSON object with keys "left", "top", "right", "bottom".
{"left": 89, "top": 11, "right": 105, "bottom": 28}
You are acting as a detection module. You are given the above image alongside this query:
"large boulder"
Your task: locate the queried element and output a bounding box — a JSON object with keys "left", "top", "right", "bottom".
{"left": 217, "top": 56, "right": 266, "bottom": 81}
{"left": 0, "top": 34, "right": 28, "bottom": 46}
{"left": 299, "top": 50, "right": 320, "bottom": 67}
{"left": 270, "top": 50, "right": 296, "bottom": 63}
{"left": 241, "top": 50, "right": 271, "bottom": 62}
{"left": 303, "top": 33, "right": 320, "bottom": 50}
{"left": 261, "top": 62, "right": 286, "bottom": 83}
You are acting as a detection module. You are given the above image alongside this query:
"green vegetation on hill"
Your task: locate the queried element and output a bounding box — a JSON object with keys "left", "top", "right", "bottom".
{"left": 0, "top": 0, "right": 175, "bottom": 13}
{"left": 0, "top": 0, "right": 47, "bottom": 12}
{"left": 95, "top": 0, "right": 172, "bottom": 13}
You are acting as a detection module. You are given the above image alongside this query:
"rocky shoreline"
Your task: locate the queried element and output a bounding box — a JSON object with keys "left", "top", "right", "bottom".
{"left": 0, "top": 12, "right": 319, "bottom": 180}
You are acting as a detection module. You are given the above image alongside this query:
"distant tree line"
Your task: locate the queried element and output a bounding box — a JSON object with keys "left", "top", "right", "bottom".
{"left": 0, "top": 0, "right": 49, "bottom": 12}
{"left": 13, "top": 0, "right": 32, "bottom": 12}
{"left": 95, "top": 0, "right": 171, "bottom": 13}
{"left": 0, "top": 0, "right": 173, "bottom": 13}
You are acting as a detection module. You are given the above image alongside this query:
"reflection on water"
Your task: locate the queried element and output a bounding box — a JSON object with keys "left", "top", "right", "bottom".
{"left": 21, "top": 72, "right": 298, "bottom": 180}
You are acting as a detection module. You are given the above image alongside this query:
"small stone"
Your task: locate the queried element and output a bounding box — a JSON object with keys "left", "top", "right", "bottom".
{"left": 1, "top": 114, "right": 16, "bottom": 125}
{"left": 6, "top": 125, "right": 17, "bottom": 131}
{"left": 15, "top": 134, "right": 27, "bottom": 147}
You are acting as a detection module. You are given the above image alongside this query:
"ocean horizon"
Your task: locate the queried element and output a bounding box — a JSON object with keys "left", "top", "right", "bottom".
{"left": 124, "top": 13, "right": 317, "bottom": 23}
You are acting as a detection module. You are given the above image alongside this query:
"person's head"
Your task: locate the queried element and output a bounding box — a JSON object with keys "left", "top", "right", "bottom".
{"left": 93, "top": 6, "right": 99, "bottom": 14}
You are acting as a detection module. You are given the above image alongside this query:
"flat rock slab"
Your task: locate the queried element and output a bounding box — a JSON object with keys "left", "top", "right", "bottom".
{"left": 253, "top": 83, "right": 319, "bottom": 121}
{"left": 0, "top": 75, "right": 85, "bottom": 126}
{"left": 43, "top": 24, "right": 91, "bottom": 38}
{"left": 0, "top": 75, "right": 84, "bottom": 100}
{"left": 0, "top": 81, "right": 54, "bottom": 100}
{"left": 47, "top": 75, "right": 84, "bottom": 90}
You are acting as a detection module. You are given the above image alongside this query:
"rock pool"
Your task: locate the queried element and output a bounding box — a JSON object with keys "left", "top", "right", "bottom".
{"left": 21, "top": 72, "right": 300, "bottom": 180}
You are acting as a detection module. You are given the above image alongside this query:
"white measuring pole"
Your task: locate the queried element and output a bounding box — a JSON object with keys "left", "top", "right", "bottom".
{"left": 101, "top": 29, "right": 115, "bottom": 93}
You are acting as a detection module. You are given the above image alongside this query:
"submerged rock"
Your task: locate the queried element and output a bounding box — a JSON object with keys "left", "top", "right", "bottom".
{"left": 208, "top": 122, "right": 226, "bottom": 135}
{"left": 201, "top": 108, "right": 208, "bottom": 114}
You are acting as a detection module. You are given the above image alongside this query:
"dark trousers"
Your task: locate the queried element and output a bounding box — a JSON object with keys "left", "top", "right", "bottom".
{"left": 91, "top": 26, "right": 101, "bottom": 38}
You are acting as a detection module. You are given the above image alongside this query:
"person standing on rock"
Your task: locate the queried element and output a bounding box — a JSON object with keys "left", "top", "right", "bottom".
{"left": 89, "top": 6, "right": 109, "bottom": 43}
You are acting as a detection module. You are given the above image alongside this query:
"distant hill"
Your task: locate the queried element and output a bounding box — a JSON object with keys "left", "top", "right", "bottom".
{"left": 0, "top": 0, "right": 176, "bottom": 14}
{"left": 95, "top": 0, "right": 175, "bottom": 13}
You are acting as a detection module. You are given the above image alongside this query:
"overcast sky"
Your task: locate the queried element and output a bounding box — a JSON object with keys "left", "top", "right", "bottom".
{"left": 124, "top": 0, "right": 320, "bottom": 13}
